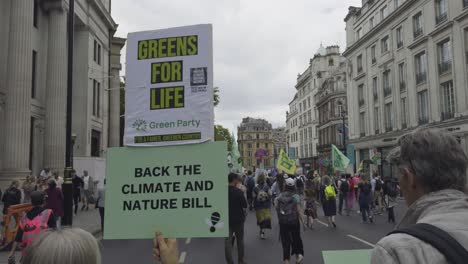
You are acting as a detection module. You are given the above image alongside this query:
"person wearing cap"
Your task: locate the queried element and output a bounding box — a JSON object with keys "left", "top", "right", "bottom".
{"left": 8, "top": 191, "right": 57, "bottom": 259}
{"left": 275, "top": 177, "right": 305, "bottom": 264}
{"left": 225, "top": 173, "right": 247, "bottom": 264}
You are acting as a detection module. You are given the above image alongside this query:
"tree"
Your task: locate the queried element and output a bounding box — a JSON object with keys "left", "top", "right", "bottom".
{"left": 214, "top": 125, "right": 233, "bottom": 151}
{"left": 213, "top": 87, "right": 220, "bottom": 107}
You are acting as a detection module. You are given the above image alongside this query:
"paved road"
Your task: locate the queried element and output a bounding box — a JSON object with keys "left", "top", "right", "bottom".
{"left": 101, "top": 199, "right": 407, "bottom": 264}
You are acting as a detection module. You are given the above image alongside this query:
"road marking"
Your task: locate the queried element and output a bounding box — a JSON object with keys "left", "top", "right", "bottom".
{"left": 316, "top": 219, "right": 329, "bottom": 227}
{"left": 179, "top": 252, "right": 187, "bottom": 263}
{"left": 185, "top": 238, "right": 191, "bottom": 244}
{"left": 347, "top": 234, "right": 375, "bottom": 248}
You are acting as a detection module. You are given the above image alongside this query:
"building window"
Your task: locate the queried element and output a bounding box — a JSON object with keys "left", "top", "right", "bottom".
{"left": 329, "top": 59, "right": 334, "bottom": 66}
{"left": 396, "top": 26, "right": 403, "bottom": 48}
{"left": 374, "top": 107, "right": 380, "bottom": 134}
{"left": 418, "top": 90, "right": 429, "bottom": 124}
{"left": 435, "top": 0, "right": 448, "bottom": 25}
{"left": 91, "top": 130, "right": 101, "bottom": 157}
{"left": 398, "top": 63, "right": 406, "bottom": 92}
{"left": 358, "top": 84, "right": 365, "bottom": 106}
{"left": 465, "top": 0, "right": 468, "bottom": 9}
{"left": 256, "top": 143, "right": 260, "bottom": 148}
{"left": 413, "top": 12, "right": 424, "bottom": 39}
{"left": 372, "top": 77, "right": 378, "bottom": 100}
{"left": 32, "top": 50, "right": 37, "bottom": 98}
{"left": 357, "top": 55, "right": 363, "bottom": 73}
{"left": 381, "top": 36, "right": 389, "bottom": 54}
{"left": 357, "top": 28, "right": 362, "bottom": 39}
{"left": 33, "top": 0, "right": 39, "bottom": 28}
{"left": 415, "top": 52, "right": 427, "bottom": 85}
{"left": 256, "top": 134, "right": 259, "bottom": 139}
{"left": 265, "top": 143, "right": 269, "bottom": 148}
{"left": 437, "top": 39, "right": 452, "bottom": 74}
{"left": 247, "top": 143, "right": 252, "bottom": 148}
{"left": 440, "top": 80, "right": 455, "bottom": 120}
{"left": 381, "top": 5, "right": 388, "bottom": 20}
{"left": 308, "top": 97, "right": 311, "bottom": 108}
{"left": 395, "top": 0, "right": 401, "bottom": 8}
{"left": 29, "top": 117, "right": 35, "bottom": 170}
{"left": 385, "top": 103, "right": 393, "bottom": 131}
{"left": 359, "top": 112, "right": 366, "bottom": 136}
{"left": 371, "top": 45, "right": 376, "bottom": 64}
{"left": 383, "top": 70, "right": 391, "bottom": 97}
{"left": 93, "top": 80, "right": 101, "bottom": 117}
{"left": 94, "top": 40, "right": 102, "bottom": 65}
{"left": 401, "top": 98, "right": 408, "bottom": 128}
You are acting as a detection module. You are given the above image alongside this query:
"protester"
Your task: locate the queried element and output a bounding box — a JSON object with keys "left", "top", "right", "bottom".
{"left": 53, "top": 172, "right": 64, "bottom": 189}
{"left": 72, "top": 170, "right": 84, "bottom": 215}
{"left": 337, "top": 174, "right": 350, "bottom": 216}
{"left": 320, "top": 175, "right": 337, "bottom": 228}
{"left": 244, "top": 170, "right": 255, "bottom": 211}
{"left": 352, "top": 174, "right": 360, "bottom": 201}
{"left": 96, "top": 179, "right": 106, "bottom": 233}
{"left": 21, "top": 228, "right": 100, "bottom": 264}
{"left": 39, "top": 168, "right": 51, "bottom": 181}
{"left": 8, "top": 191, "right": 56, "bottom": 260}
{"left": 371, "top": 129, "right": 468, "bottom": 264}
{"left": 81, "top": 170, "right": 95, "bottom": 211}
{"left": 225, "top": 173, "right": 247, "bottom": 264}
{"left": 153, "top": 232, "right": 179, "bottom": 264}
{"left": 347, "top": 175, "right": 355, "bottom": 213}
{"left": 22, "top": 176, "right": 36, "bottom": 203}
{"left": 253, "top": 172, "right": 272, "bottom": 239}
{"left": 357, "top": 176, "right": 373, "bottom": 223}
{"left": 275, "top": 178, "right": 304, "bottom": 264}
{"left": 304, "top": 189, "right": 317, "bottom": 229}
{"left": 2, "top": 180, "right": 21, "bottom": 215}
{"left": 373, "top": 175, "right": 384, "bottom": 215}
{"left": 383, "top": 177, "right": 398, "bottom": 224}
{"left": 45, "top": 179, "right": 64, "bottom": 229}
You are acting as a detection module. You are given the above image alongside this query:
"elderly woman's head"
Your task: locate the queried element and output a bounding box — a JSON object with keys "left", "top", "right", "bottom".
{"left": 322, "top": 175, "right": 331, "bottom": 186}
{"left": 22, "top": 228, "right": 101, "bottom": 264}
{"left": 389, "top": 129, "right": 468, "bottom": 205}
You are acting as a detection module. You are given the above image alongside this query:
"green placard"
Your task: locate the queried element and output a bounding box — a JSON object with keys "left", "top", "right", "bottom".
{"left": 322, "top": 250, "right": 371, "bottom": 264}
{"left": 104, "top": 142, "right": 229, "bottom": 239}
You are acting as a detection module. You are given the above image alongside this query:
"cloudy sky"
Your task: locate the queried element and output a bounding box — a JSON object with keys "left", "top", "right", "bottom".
{"left": 112, "top": 0, "right": 361, "bottom": 134}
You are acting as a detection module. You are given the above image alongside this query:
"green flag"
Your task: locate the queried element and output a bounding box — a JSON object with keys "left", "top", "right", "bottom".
{"left": 332, "top": 144, "right": 350, "bottom": 172}
{"left": 276, "top": 149, "right": 296, "bottom": 175}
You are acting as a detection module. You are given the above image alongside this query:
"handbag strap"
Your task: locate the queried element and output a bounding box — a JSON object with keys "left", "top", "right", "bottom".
{"left": 388, "top": 223, "right": 468, "bottom": 264}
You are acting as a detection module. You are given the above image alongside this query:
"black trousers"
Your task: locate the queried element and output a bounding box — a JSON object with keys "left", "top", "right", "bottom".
{"left": 225, "top": 223, "right": 245, "bottom": 264}
{"left": 99, "top": 207, "right": 105, "bottom": 232}
{"left": 387, "top": 207, "right": 395, "bottom": 223}
{"left": 279, "top": 223, "right": 304, "bottom": 261}
{"left": 73, "top": 192, "right": 81, "bottom": 214}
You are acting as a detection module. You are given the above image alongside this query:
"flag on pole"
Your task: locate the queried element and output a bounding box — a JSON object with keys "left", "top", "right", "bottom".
{"left": 276, "top": 149, "right": 296, "bottom": 175}
{"left": 332, "top": 144, "right": 350, "bottom": 172}
{"left": 358, "top": 160, "right": 364, "bottom": 172}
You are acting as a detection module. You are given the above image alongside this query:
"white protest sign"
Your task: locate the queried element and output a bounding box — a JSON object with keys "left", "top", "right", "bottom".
{"left": 125, "top": 24, "right": 214, "bottom": 146}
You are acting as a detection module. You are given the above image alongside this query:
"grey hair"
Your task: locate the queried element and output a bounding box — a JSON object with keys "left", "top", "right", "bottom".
{"left": 322, "top": 175, "right": 331, "bottom": 186}
{"left": 22, "top": 228, "right": 101, "bottom": 264}
{"left": 389, "top": 129, "right": 467, "bottom": 192}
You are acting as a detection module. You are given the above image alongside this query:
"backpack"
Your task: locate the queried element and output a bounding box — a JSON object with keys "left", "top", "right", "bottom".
{"left": 387, "top": 182, "right": 398, "bottom": 198}
{"left": 296, "top": 176, "right": 305, "bottom": 192}
{"left": 324, "top": 185, "right": 336, "bottom": 200}
{"left": 375, "top": 179, "right": 383, "bottom": 191}
{"left": 339, "top": 179, "right": 349, "bottom": 194}
{"left": 255, "top": 185, "right": 270, "bottom": 203}
{"left": 388, "top": 223, "right": 468, "bottom": 264}
{"left": 277, "top": 194, "right": 298, "bottom": 225}
{"left": 3, "top": 188, "right": 20, "bottom": 205}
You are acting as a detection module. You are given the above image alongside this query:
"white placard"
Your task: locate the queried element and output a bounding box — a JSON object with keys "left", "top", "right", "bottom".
{"left": 124, "top": 24, "right": 214, "bottom": 146}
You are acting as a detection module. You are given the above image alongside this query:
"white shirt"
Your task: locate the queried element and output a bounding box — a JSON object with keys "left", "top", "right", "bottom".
{"left": 371, "top": 178, "right": 376, "bottom": 192}
{"left": 83, "top": 175, "right": 90, "bottom": 190}
{"left": 55, "top": 176, "right": 64, "bottom": 188}
{"left": 40, "top": 170, "right": 51, "bottom": 180}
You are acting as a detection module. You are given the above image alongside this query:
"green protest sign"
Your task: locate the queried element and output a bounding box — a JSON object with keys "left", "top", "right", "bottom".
{"left": 104, "top": 142, "right": 228, "bottom": 239}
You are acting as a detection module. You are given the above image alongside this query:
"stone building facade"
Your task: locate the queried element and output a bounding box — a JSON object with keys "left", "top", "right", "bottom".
{"left": 316, "top": 54, "right": 348, "bottom": 161}
{"left": 0, "top": 0, "right": 125, "bottom": 183}
{"left": 286, "top": 45, "right": 345, "bottom": 171}
{"left": 344, "top": 0, "right": 468, "bottom": 177}
{"left": 286, "top": 93, "right": 300, "bottom": 161}
{"left": 272, "top": 127, "right": 287, "bottom": 163}
{"left": 237, "top": 117, "right": 274, "bottom": 171}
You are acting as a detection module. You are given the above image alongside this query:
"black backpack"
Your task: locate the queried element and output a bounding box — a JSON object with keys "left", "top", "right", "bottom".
{"left": 296, "top": 176, "right": 305, "bottom": 192}
{"left": 361, "top": 183, "right": 371, "bottom": 195}
{"left": 375, "top": 180, "right": 383, "bottom": 191}
{"left": 388, "top": 223, "right": 468, "bottom": 264}
{"left": 340, "top": 180, "right": 349, "bottom": 193}
{"left": 277, "top": 194, "right": 298, "bottom": 225}
{"left": 386, "top": 182, "right": 398, "bottom": 198}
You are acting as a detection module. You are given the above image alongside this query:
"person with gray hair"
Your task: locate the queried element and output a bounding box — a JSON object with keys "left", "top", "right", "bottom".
{"left": 371, "top": 129, "right": 468, "bottom": 264}
{"left": 21, "top": 228, "right": 100, "bottom": 264}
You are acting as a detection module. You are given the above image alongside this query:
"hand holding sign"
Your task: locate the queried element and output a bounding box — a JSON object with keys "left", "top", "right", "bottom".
{"left": 153, "top": 232, "right": 179, "bottom": 264}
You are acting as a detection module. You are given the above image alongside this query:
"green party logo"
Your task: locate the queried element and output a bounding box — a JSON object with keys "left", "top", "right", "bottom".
{"left": 132, "top": 119, "right": 148, "bottom": 132}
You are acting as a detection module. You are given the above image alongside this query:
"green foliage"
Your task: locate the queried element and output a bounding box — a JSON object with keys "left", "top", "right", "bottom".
{"left": 214, "top": 125, "right": 233, "bottom": 151}
{"left": 213, "top": 87, "right": 220, "bottom": 107}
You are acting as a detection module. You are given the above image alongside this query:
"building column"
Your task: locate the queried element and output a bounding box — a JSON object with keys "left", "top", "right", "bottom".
{"left": 109, "top": 37, "right": 126, "bottom": 147}
{"left": 43, "top": 7, "right": 68, "bottom": 173}
{"left": 1, "top": 0, "right": 34, "bottom": 181}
